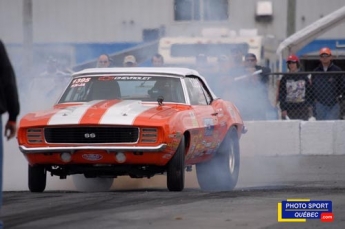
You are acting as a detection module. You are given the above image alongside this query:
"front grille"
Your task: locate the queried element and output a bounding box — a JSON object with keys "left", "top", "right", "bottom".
{"left": 44, "top": 127, "right": 139, "bottom": 144}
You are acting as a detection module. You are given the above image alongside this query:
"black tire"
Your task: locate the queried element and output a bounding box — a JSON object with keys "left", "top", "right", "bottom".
{"left": 167, "top": 136, "right": 185, "bottom": 191}
{"left": 72, "top": 174, "right": 113, "bottom": 192}
{"left": 196, "top": 127, "right": 240, "bottom": 191}
{"left": 28, "top": 164, "right": 47, "bottom": 193}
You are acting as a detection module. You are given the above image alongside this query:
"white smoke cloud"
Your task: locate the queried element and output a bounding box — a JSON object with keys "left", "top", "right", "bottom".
{"left": 2, "top": 0, "right": 285, "bottom": 192}
{"left": 3, "top": 77, "right": 75, "bottom": 191}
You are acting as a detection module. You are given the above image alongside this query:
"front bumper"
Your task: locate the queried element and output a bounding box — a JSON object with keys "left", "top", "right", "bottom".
{"left": 19, "top": 144, "right": 167, "bottom": 154}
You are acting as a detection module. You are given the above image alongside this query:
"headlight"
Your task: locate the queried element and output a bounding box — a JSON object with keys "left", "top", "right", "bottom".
{"left": 26, "top": 128, "right": 43, "bottom": 144}
{"left": 140, "top": 128, "right": 158, "bottom": 143}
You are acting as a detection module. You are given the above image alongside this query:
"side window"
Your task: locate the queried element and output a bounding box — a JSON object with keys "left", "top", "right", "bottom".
{"left": 200, "top": 84, "right": 212, "bottom": 104}
{"left": 184, "top": 77, "right": 210, "bottom": 105}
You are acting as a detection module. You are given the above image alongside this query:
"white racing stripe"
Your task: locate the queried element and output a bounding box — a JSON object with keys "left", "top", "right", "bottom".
{"left": 48, "top": 100, "right": 101, "bottom": 125}
{"left": 100, "top": 100, "right": 153, "bottom": 125}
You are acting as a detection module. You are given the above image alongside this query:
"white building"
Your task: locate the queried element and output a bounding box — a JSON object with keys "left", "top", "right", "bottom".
{"left": 1, "top": 0, "right": 345, "bottom": 43}
{"left": 1, "top": 0, "right": 345, "bottom": 68}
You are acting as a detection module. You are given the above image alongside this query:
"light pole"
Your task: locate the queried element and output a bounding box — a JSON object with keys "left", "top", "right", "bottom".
{"left": 286, "top": 0, "right": 296, "bottom": 37}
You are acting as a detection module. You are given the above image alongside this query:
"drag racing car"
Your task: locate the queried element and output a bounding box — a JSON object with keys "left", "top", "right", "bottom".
{"left": 17, "top": 67, "right": 245, "bottom": 192}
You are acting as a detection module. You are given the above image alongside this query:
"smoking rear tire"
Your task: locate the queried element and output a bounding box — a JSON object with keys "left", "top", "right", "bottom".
{"left": 196, "top": 127, "right": 240, "bottom": 191}
{"left": 72, "top": 175, "right": 114, "bottom": 192}
{"left": 167, "top": 136, "right": 185, "bottom": 191}
{"left": 28, "top": 164, "right": 47, "bottom": 193}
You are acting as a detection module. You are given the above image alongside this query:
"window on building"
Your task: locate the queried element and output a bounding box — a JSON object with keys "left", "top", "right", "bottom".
{"left": 174, "top": 0, "right": 200, "bottom": 21}
{"left": 174, "top": 0, "right": 228, "bottom": 21}
{"left": 203, "top": 0, "right": 228, "bottom": 21}
{"left": 142, "top": 29, "right": 160, "bottom": 42}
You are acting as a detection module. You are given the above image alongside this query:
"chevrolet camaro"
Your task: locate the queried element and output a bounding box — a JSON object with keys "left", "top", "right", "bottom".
{"left": 17, "top": 67, "right": 245, "bottom": 192}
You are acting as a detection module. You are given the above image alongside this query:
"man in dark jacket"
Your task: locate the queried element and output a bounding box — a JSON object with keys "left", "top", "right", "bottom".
{"left": 0, "top": 39, "right": 20, "bottom": 225}
{"left": 244, "top": 53, "right": 271, "bottom": 84}
{"left": 312, "top": 47, "right": 343, "bottom": 120}
{"left": 241, "top": 53, "right": 276, "bottom": 120}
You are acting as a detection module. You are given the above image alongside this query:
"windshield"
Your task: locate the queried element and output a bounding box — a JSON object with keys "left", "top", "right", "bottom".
{"left": 58, "top": 75, "right": 185, "bottom": 104}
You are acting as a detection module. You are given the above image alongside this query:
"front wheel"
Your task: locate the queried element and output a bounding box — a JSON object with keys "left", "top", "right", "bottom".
{"left": 196, "top": 127, "right": 240, "bottom": 191}
{"left": 28, "top": 164, "right": 47, "bottom": 193}
{"left": 167, "top": 136, "right": 185, "bottom": 191}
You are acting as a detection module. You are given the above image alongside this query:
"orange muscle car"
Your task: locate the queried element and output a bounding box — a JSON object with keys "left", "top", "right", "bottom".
{"left": 17, "top": 67, "right": 245, "bottom": 192}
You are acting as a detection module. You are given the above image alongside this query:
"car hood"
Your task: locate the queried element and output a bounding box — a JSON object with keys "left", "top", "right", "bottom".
{"left": 20, "top": 100, "right": 184, "bottom": 127}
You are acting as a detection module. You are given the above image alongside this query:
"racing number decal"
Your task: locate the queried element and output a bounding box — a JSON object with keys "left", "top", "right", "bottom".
{"left": 71, "top": 77, "right": 91, "bottom": 87}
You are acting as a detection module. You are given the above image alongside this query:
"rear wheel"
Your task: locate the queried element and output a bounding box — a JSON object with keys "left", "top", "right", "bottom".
{"left": 167, "top": 136, "right": 185, "bottom": 191}
{"left": 28, "top": 164, "right": 47, "bottom": 193}
{"left": 196, "top": 127, "right": 240, "bottom": 191}
{"left": 72, "top": 175, "right": 114, "bottom": 192}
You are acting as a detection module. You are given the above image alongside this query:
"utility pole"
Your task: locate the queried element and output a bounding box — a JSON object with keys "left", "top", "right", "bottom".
{"left": 286, "top": 0, "right": 296, "bottom": 37}
{"left": 23, "top": 0, "right": 33, "bottom": 75}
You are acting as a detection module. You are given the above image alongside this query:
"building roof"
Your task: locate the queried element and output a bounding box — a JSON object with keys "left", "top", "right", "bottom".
{"left": 276, "top": 6, "right": 345, "bottom": 59}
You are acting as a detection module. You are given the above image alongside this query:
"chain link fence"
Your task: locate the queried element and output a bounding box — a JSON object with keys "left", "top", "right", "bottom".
{"left": 273, "top": 71, "right": 345, "bottom": 121}
{"left": 216, "top": 71, "right": 345, "bottom": 121}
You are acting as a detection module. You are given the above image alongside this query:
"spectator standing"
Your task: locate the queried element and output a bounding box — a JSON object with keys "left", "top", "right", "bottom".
{"left": 97, "top": 54, "right": 111, "bottom": 68}
{"left": 224, "top": 52, "right": 273, "bottom": 121}
{"left": 279, "top": 55, "right": 313, "bottom": 120}
{"left": 151, "top": 53, "right": 164, "bottom": 67}
{"left": 212, "top": 54, "right": 230, "bottom": 96}
{"left": 244, "top": 53, "right": 278, "bottom": 120}
{"left": 194, "top": 53, "right": 214, "bottom": 85}
{"left": 31, "top": 56, "right": 70, "bottom": 110}
{"left": 244, "top": 53, "right": 277, "bottom": 120}
{"left": 227, "top": 48, "right": 247, "bottom": 78}
{"left": 312, "top": 47, "right": 343, "bottom": 120}
{"left": 217, "top": 55, "right": 231, "bottom": 75}
{"left": 40, "top": 56, "right": 69, "bottom": 78}
{"left": 230, "top": 47, "right": 244, "bottom": 67}
{"left": 123, "top": 55, "right": 137, "bottom": 67}
{"left": 0, "top": 40, "right": 20, "bottom": 228}
{"left": 221, "top": 50, "right": 246, "bottom": 116}
{"left": 244, "top": 53, "right": 271, "bottom": 85}
{"left": 194, "top": 53, "right": 209, "bottom": 74}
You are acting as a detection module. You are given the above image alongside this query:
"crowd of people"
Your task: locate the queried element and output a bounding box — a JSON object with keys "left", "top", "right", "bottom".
{"left": 278, "top": 48, "right": 344, "bottom": 121}
{"left": 192, "top": 47, "right": 344, "bottom": 122}
{"left": 34, "top": 46, "right": 345, "bottom": 122}
{"left": 183, "top": 48, "right": 278, "bottom": 121}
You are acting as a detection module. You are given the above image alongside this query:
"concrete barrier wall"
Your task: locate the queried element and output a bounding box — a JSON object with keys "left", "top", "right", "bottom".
{"left": 240, "top": 120, "right": 345, "bottom": 156}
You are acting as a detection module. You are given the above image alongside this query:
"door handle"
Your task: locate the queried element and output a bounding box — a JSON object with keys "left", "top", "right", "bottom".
{"left": 211, "top": 112, "right": 218, "bottom": 116}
